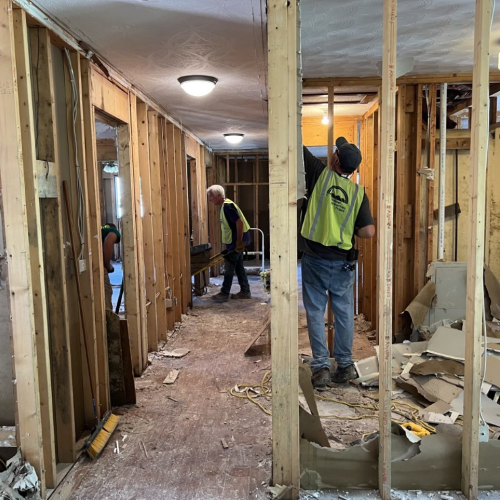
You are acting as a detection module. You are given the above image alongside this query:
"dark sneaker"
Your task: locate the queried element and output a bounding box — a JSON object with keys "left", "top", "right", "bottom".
{"left": 230, "top": 291, "right": 252, "bottom": 299}
{"left": 311, "top": 368, "right": 331, "bottom": 391}
{"left": 211, "top": 292, "right": 229, "bottom": 302}
{"left": 331, "top": 364, "right": 357, "bottom": 384}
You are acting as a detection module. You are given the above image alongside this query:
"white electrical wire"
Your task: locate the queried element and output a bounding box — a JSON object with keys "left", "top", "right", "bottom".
{"left": 64, "top": 48, "right": 85, "bottom": 261}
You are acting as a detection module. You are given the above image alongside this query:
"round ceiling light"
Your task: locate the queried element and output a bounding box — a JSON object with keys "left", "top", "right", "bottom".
{"left": 224, "top": 133, "right": 244, "bottom": 144}
{"left": 177, "top": 75, "right": 218, "bottom": 97}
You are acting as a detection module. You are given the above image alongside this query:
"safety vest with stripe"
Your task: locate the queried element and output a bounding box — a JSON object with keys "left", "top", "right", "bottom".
{"left": 301, "top": 168, "right": 364, "bottom": 250}
{"left": 220, "top": 199, "right": 250, "bottom": 245}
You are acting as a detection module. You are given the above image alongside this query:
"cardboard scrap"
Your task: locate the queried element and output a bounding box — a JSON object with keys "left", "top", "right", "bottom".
{"left": 299, "top": 406, "right": 330, "bottom": 448}
{"left": 163, "top": 369, "right": 180, "bottom": 384}
{"left": 485, "top": 266, "right": 500, "bottom": 319}
{"left": 159, "top": 348, "right": 190, "bottom": 358}
{"left": 402, "top": 280, "right": 436, "bottom": 328}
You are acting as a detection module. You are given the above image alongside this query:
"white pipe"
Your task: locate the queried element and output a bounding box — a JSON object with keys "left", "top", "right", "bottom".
{"left": 438, "top": 82, "right": 447, "bottom": 260}
{"left": 249, "top": 228, "right": 265, "bottom": 273}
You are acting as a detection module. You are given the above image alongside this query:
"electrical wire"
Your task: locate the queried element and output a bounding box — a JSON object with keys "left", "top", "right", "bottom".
{"left": 64, "top": 48, "right": 86, "bottom": 261}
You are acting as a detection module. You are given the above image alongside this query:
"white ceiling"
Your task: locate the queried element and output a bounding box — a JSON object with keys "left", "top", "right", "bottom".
{"left": 34, "top": 0, "right": 500, "bottom": 150}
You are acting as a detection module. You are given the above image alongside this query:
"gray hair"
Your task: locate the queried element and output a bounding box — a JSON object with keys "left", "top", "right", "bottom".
{"left": 206, "top": 184, "right": 225, "bottom": 198}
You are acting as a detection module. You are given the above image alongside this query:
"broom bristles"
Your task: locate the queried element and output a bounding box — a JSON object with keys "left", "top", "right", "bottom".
{"left": 86, "top": 413, "right": 120, "bottom": 460}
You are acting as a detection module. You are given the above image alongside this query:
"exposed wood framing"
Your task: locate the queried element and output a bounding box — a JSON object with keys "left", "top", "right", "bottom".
{"left": 166, "top": 122, "right": 182, "bottom": 323}
{"left": 378, "top": 0, "right": 397, "bottom": 497}
{"left": 180, "top": 132, "right": 192, "bottom": 311}
{"left": 427, "top": 84, "right": 437, "bottom": 266}
{"left": 326, "top": 85, "right": 334, "bottom": 356}
{"left": 148, "top": 110, "right": 167, "bottom": 344}
{"left": 0, "top": 0, "right": 46, "bottom": 488}
{"left": 268, "top": 0, "right": 300, "bottom": 496}
{"left": 462, "top": 0, "right": 491, "bottom": 497}
{"left": 137, "top": 102, "right": 158, "bottom": 343}
{"left": 96, "top": 138, "right": 117, "bottom": 161}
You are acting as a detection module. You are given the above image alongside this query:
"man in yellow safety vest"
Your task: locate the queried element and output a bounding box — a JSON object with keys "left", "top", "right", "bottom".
{"left": 207, "top": 184, "right": 252, "bottom": 302}
{"left": 300, "top": 137, "right": 375, "bottom": 390}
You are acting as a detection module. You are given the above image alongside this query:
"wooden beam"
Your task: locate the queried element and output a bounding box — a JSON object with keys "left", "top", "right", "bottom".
{"left": 0, "top": 0, "right": 45, "bottom": 489}
{"left": 165, "top": 122, "right": 182, "bottom": 324}
{"left": 462, "top": 0, "right": 491, "bottom": 497}
{"left": 63, "top": 51, "right": 97, "bottom": 431}
{"left": 378, "top": 0, "right": 397, "bottom": 497}
{"left": 90, "top": 69, "right": 129, "bottom": 124}
{"left": 181, "top": 133, "right": 191, "bottom": 310}
{"left": 129, "top": 95, "right": 148, "bottom": 364}
{"left": 137, "top": 103, "right": 158, "bottom": 344}
{"left": 326, "top": 85, "right": 334, "bottom": 356}
{"left": 427, "top": 84, "right": 437, "bottom": 266}
{"left": 147, "top": 110, "right": 167, "bottom": 345}
{"left": 268, "top": 0, "right": 300, "bottom": 496}
{"left": 81, "top": 59, "right": 105, "bottom": 415}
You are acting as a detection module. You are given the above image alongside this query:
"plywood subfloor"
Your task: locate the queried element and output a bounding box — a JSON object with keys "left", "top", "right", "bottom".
{"left": 53, "top": 275, "right": 272, "bottom": 500}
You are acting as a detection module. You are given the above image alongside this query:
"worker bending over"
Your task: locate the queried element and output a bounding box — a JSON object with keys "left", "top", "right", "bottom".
{"left": 301, "top": 138, "right": 375, "bottom": 389}
{"left": 207, "top": 184, "right": 252, "bottom": 302}
{"left": 102, "top": 223, "right": 121, "bottom": 311}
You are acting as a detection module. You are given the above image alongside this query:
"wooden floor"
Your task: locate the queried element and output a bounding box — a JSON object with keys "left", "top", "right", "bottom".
{"left": 52, "top": 275, "right": 272, "bottom": 500}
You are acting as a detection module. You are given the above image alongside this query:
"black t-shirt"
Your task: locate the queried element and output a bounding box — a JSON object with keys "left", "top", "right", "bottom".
{"left": 101, "top": 226, "right": 121, "bottom": 244}
{"left": 223, "top": 203, "right": 252, "bottom": 251}
{"left": 300, "top": 146, "right": 374, "bottom": 261}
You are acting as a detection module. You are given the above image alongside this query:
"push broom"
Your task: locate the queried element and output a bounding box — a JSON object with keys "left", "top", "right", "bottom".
{"left": 63, "top": 181, "right": 119, "bottom": 459}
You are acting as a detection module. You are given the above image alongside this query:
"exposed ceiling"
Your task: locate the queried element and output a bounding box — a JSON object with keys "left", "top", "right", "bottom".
{"left": 33, "top": 0, "right": 500, "bottom": 150}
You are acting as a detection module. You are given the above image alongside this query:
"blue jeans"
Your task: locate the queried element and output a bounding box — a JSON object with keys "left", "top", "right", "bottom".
{"left": 222, "top": 252, "right": 250, "bottom": 295}
{"left": 301, "top": 253, "right": 355, "bottom": 373}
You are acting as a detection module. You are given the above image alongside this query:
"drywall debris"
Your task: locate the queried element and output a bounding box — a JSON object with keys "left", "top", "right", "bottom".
{"left": 158, "top": 348, "right": 190, "bottom": 358}
{"left": 485, "top": 266, "right": 500, "bottom": 319}
{"left": 450, "top": 392, "right": 500, "bottom": 427}
{"left": 410, "top": 359, "right": 464, "bottom": 377}
{"left": 0, "top": 451, "right": 41, "bottom": 500}
{"left": 402, "top": 281, "right": 436, "bottom": 329}
{"left": 163, "top": 370, "right": 180, "bottom": 385}
{"left": 424, "top": 327, "right": 465, "bottom": 361}
{"left": 221, "top": 438, "right": 229, "bottom": 450}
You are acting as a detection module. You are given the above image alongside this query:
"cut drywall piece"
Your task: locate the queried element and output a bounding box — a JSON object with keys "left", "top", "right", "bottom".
{"left": 375, "top": 341, "right": 428, "bottom": 368}
{"left": 485, "top": 354, "right": 500, "bottom": 388}
{"left": 354, "top": 356, "right": 378, "bottom": 378}
{"left": 396, "top": 373, "right": 462, "bottom": 404}
{"left": 402, "top": 280, "right": 436, "bottom": 328}
{"left": 425, "top": 326, "right": 465, "bottom": 360}
{"left": 299, "top": 406, "right": 330, "bottom": 448}
{"left": 299, "top": 364, "right": 320, "bottom": 417}
{"left": 410, "top": 359, "right": 464, "bottom": 377}
{"left": 487, "top": 343, "right": 500, "bottom": 353}
{"left": 419, "top": 399, "right": 453, "bottom": 421}
{"left": 159, "top": 348, "right": 190, "bottom": 358}
{"left": 163, "top": 370, "right": 180, "bottom": 384}
{"left": 485, "top": 266, "right": 500, "bottom": 319}
{"left": 450, "top": 392, "right": 500, "bottom": 427}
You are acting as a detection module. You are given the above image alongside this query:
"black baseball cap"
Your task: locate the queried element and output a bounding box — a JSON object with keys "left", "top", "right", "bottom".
{"left": 336, "top": 137, "right": 362, "bottom": 174}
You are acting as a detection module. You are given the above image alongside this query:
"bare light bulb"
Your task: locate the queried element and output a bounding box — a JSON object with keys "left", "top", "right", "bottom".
{"left": 321, "top": 113, "right": 329, "bottom": 125}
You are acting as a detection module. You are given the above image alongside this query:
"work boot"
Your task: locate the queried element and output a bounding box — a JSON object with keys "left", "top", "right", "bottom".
{"left": 230, "top": 291, "right": 252, "bottom": 299}
{"left": 311, "top": 368, "right": 331, "bottom": 391}
{"left": 211, "top": 292, "right": 229, "bottom": 302}
{"left": 331, "top": 364, "right": 357, "bottom": 384}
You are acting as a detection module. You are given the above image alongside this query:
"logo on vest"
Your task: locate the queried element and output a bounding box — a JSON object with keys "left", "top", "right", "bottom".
{"left": 327, "top": 185, "right": 348, "bottom": 213}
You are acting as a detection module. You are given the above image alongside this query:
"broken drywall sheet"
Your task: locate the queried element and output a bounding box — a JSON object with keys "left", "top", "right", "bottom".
{"left": 299, "top": 363, "right": 320, "bottom": 416}
{"left": 419, "top": 399, "right": 453, "bottom": 421}
{"left": 410, "top": 358, "right": 464, "bottom": 377}
{"left": 479, "top": 440, "right": 500, "bottom": 487}
{"left": 425, "top": 326, "right": 465, "bottom": 360}
{"left": 485, "top": 266, "right": 500, "bottom": 319}
{"left": 162, "top": 370, "right": 179, "bottom": 384}
{"left": 485, "top": 354, "right": 500, "bottom": 388}
{"left": 299, "top": 406, "right": 330, "bottom": 448}
{"left": 396, "top": 373, "right": 462, "bottom": 405}
{"left": 402, "top": 280, "right": 436, "bottom": 328}
{"left": 158, "top": 348, "right": 190, "bottom": 358}
{"left": 375, "top": 341, "right": 428, "bottom": 376}
{"left": 450, "top": 392, "right": 500, "bottom": 427}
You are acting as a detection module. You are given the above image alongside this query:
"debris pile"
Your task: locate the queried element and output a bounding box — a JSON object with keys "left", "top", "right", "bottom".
{"left": 0, "top": 451, "right": 41, "bottom": 500}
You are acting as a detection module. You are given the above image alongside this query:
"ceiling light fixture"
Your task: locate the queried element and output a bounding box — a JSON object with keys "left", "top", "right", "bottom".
{"left": 178, "top": 75, "right": 218, "bottom": 96}
{"left": 321, "top": 112, "right": 329, "bottom": 125}
{"left": 224, "top": 133, "right": 244, "bottom": 144}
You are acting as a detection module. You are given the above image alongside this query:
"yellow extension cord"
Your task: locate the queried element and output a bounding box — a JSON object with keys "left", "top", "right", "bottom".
{"left": 230, "top": 370, "right": 447, "bottom": 438}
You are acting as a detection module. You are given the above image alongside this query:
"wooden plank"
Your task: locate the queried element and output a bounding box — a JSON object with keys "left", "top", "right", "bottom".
{"left": 181, "top": 133, "right": 191, "bottom": 310}
{"left": 267, "top": 0, "right": 300, "bottom": 496}
{"left": 199, "top": 145, "right": 209, "bottom": 286}
{"left": 0, "top": 0, "right": 45, "bottom": 489}
{"left": 326, "top": 85, "right": 334, "bottom": 356}
{"left": 12, "top": 13, "right": 57, "bottom": 487}
{"left": 427, "top": 84, "right": 437, "bottom": 267}
{"left": 363, "top": 115, "right": 374, "bottom": 321}
{"left": 158, "top": 116, "right": 175, "bottom": 335}
{"left": 137, "top": 102, "right": 158, "bottom": 343}
{"left": 81, "top": 59, "right": 105, "bottom": 416}
{"left": 90, "top": 68, "right": 129, "bottom": 123}
{"left": 378, "top": 0, "right": 397, "bottom": 497}
{"left": 485, "top": 129, "right": 500, "bottom": 279}
{"left": 371, "top": 109, "right": 380, "bottom": 333}
{"left": 147, "top": 110, "right": 167, "bottom": 343}
{"left": 64, "top": 51, "right": 96, "bottom": 431}
{"left": 117, "top": 123, "right": 142, "bottom": 372}
{"left": 165, "top": 122, "right": 182, "bottom": 324}
{"left": 462, "top": 0, "right": 491, "bottom": 497}
{"left": 129, "top": 95, "right": 148, "bottom": 362}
